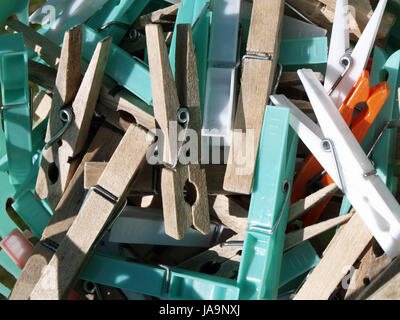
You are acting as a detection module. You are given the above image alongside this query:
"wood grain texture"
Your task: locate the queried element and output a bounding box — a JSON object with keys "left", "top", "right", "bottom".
{"left": 288, "top": 183, "right": 338, "bottom": 223}
{"left": 223, "top": 0, "right": 285, "bottom": 194}
{"left": 285, "top": 0, "right": 395, "bottom": 44}
{"left": 35, "top": 25, "right": 83, "bottom": 210}
{"left": 133, "top": 2, "right": 181, "bottom": 30}
{"left": 294, "top": 213, "right": 372, "bottom": 300}
{"left": 354, "top": 255, "right": 400, "bottom": 299}
{"left": 30, "top": 124, "right": 152, "bottom": 300}
{"left": 344, "top": 240, "right": 391, "bottom": 300}
{"left": 146, "top": 24, "right": 192, "bottom": 239}
{"left": 10, "top": 125, "right": 123, "bottom": 300}
{"left": 10, "top": 19, "right": 156, "bottom": 134}
{"left": 175, "top": 24, "right": 210, "bottom": 234}
{"left": 84, "top": 162, "right": 229, "bottom": 196}
{"left": 57, "top": 36, "right": 112, "bottom": 192}
{"left": 209, "top": 195, "right": 248, "bottom": 235}
{"left": 284, "top": 212, "right": 353, "bottom": 251}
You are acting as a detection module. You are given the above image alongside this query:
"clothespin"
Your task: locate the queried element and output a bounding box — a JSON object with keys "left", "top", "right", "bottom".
{"left": 272, "top": 68, "right": 400, "bottom": 258}
{"left": 339, "top": 48, "right": 400, "bottom": 217}
{"left": 38, "top": 18, "right": 153, "bottom": 105}
{"left": 290, "top": 70, "right": 389, "bottom": 227}
{"left": 279, "top": 37, "right": 328, "bottom": 73}
{"left": 0, "top": 33, "right": 32, "bottom": 186}
{"left": 146, "top": 23, "right": 210, "bottom": 239}
{"left": 237, "top": 105, "right": 298, "bottom": 299}
{"left": 30, "top": 0, "right": 110, "bottom": 44}
{"left": 30, "top": 124, "right": 154, "bottom": 300}
{"left": 10, "top": 125, "right": 123, "bottom": 300}
{"left": 282, "top": 15, "right": 327, "bottom": 40}
{"left": 86, "top": 0, "right": 151, "bottom": 44}
{"left": 202, "top": 0, "right": 241, "bottom": 146}
{"left": 223, "top": 0, "right": 285, "bottom": 194}
{"left": 325, "top": 0, "right": 388, "bottom": 108}
{"left": 109, "top": 207, "right": 223, "bottom": 247}
{"left": 169, "top": 0, "right": 211, "bottom": 108}
{"left": 35, "top": 25, "right": 112, "bottom": 209}
{"left": 78, "top": 105, "right": 317, "bottom": 300}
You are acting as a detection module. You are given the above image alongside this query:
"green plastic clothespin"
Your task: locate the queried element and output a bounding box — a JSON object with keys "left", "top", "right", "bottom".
{"left": 237, "top": 105, "right": 298, "bottom": 300}
{"left": 279, "top": 37, "right": 328, "bottom": 73}
{"left": 0, "top": 33, "right": 33, "bottom": 186}
{"left": 86, "top": 0, "right": 151, "bottom": 45}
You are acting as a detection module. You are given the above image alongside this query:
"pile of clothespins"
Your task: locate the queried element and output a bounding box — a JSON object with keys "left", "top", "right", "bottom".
{"left": 0, "top": 0, "right": 399, "bottom": 301}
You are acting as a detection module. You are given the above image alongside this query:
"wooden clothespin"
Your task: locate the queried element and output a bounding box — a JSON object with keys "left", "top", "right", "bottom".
{"left": 223, "top": 0, "right": 285, "bottom": 194}
{"left": 146, "top": 23, "right": 210, "bottom": 239}
{"left": 35, "top": 25, "right": 112, "bottom": 209}
{"left": 30, "top": 124, "right": 154, "bottom": 300}
{"left": 10, "top": 125, "right": 123, "bottom": 300}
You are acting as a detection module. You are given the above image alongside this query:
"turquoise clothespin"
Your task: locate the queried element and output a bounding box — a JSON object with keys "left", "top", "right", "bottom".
{"left": 279, "top": 37, "right": 329, "bottom": 73}
{"left": 237, "top": 105, "right": 298, "bottom": 300}
{"left": 278, "top": 241, "right": 320, "bottom": 298}
{"left": 0, "top": 33, "right": 33, "bottom": 186}
{"left": 86, "top": 0, "right": 151, "bottom": 45}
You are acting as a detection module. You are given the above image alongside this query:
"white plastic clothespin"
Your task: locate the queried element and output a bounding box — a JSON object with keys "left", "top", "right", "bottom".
{"left": 30, "top": 0, "right": 110, "bottom": 43}
{"left": 201, "top": 0, "right": 241, "bottom": 147}
{"left": 271, "top": 68, "right": 400, "bottom": 258}
{"left": 325, "top": 0, "right": 387, "bottom": 107}
{"left": 282, "top": 15, "right": 327, "bottom": 40}
{"left": 109, "top": 207, "right": 225, "bottom": 247}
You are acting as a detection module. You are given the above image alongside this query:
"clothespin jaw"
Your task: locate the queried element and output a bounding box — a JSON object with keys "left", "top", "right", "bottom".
{"left": 327, "top": 0, "right": 388, "bottom": 108}
{"left": 237, "top": 105, "right": 298, "bottom": 300}
{"left": 277, "top": 69, "right": 400, "bottom": 258}
{"left": 146, "top": 23, "right": 210, "bottom": 240}
{"left": 0, "top": 33, "right": 33, "bottom": 186}
{"left": 290, "top": 70, "right": 389, "bottom": 227}
{"left": 36, "top": 25, "right": 112, "bottom": 209}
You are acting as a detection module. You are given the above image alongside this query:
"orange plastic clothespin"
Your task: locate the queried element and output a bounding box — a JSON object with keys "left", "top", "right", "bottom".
{"left": 291, "top": 71, "right": 389, "bottom": 226}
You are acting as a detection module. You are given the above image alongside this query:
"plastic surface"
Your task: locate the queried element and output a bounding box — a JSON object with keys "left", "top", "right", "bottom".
{"left": 202, "top": 0, "right": 240, "bottom": 146}
{"left": 0, "top": 229, "right": 33, "bottom": 269}
{"left": 329, "top": 0, "right": 388, "bottom": 108}
{"left": 42, "top": 20, "right": 153, "bottom": 105}
{"left": 292, "top": 69, "right": 400, "bottom": 258}
{"left": 87, "top": 0, "right": 150, "bottom": 44}
{"left": 282, "top": 16, "right": 327, "bottom": 40}
{"left": 110, "top": 207, "right": 220, "bottom": 247}
{"left": 279, "top": 37, "right": 328, "bottom": 72}
{"left": 32, "top": 0, "right": 110, "bottom": 44}
{"left": 291, "top": 71, "right": 389, "bottom": 226}
{"left": 0, "top": 33, "right": 33, "bottom": 186}
{"left": 80, "top": 107, "right": 317, "bottom": 300}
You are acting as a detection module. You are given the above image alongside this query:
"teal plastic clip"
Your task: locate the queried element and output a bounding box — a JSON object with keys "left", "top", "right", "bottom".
{"left": 278, "top": 240, "right": 320, "bottom": 298}
{"left": 0, "top": 0, "right": 28, "bottom": 26}
{"left": 340, "top": 48, "right": 400, "bottom": 216}
{"left": 38, "top": 20, "right": 153, "bottom": 105}
{"left": 0, "top": 33, "right": 33, "bottom": 186}
{"left": 78, "top": 106, "right": 317, "bottom": 300}
{"left": 169, "top": 0, "right": 210, "bottom": 112}
{"left": 278, "top": 37, "right": 328, "bottom": 73}
{"left": 237, "top": 105, "right": 298, "bottom": 300}
{"left": 86, "top": 0, "right": 151, "bottom": 44}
